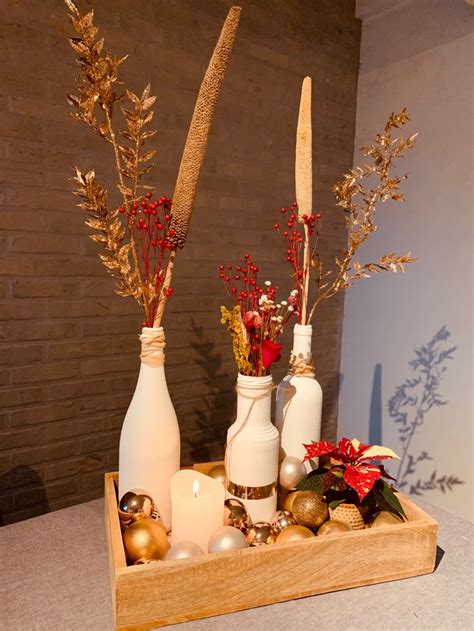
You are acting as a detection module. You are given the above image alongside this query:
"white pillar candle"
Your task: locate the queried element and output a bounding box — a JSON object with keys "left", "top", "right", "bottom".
{"left": 170, "top": 470, "right": 225, "bottom": 552}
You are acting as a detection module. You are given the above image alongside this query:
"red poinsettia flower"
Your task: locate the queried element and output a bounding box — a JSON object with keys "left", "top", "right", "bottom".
{"left": 303, "top": 437, "right": 400, "bottom": 501}
{"left": 261, "top": 339, "right": 282, "bottom": 369}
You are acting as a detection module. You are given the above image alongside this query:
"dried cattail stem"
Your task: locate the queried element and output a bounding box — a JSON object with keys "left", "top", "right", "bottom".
{"left": 295, "top": 76, "right": 312, "bottom": 219}
{"left": 169, "top": 6, "right": 241, "bottom": 248}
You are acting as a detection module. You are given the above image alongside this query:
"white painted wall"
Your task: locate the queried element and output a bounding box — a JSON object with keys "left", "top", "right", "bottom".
{"left": 339, "top": 0, "right": 473, "bottom": 520}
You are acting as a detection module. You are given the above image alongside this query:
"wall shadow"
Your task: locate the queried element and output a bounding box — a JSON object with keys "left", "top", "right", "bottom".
{"left": 185, "top": 319, "right": 235, "bottom": 464}
{"left": 0, "top": 466, "right": 50, "bottom": 526}
{"left": 369, "top": 362, "right": 383, "bottom": 445}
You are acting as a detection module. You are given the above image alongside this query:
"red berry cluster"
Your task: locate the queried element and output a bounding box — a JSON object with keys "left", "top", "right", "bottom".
{"left": 219, "top": 254, "right": 272, "bottom": 312}
{"left": 274, "top": 202, "right": 322, "bottom": 301}
{"left": 119, "top": 192, "right": 174, "bottom": 326}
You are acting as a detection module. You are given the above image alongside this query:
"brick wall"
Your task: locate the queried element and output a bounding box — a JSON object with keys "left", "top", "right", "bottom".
{"left": 0, "top": 0, "right": 360, "bottom": 524}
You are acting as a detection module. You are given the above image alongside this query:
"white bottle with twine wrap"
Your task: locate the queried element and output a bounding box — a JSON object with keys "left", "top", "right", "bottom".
{"left": 225, "top": 374, "right": 279, "bottom": 523}
{"left": 119, "top": 327, "right": 180, "bottom": 531}
{"left": 275, "top": 324, "right": 322, "bottom": 472}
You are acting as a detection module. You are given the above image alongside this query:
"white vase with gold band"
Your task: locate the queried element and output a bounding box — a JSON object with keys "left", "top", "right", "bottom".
{"left": 275, "top": 324, "right": 322, "bottom": 472}
{"left": 225, "top": 373, "right": 279, "bottom": 522}
{"left": 119, "top": 327, "right": 180, "bottom": 531}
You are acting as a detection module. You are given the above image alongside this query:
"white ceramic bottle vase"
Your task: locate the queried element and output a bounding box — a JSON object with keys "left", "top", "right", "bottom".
{"left": 225, "top": 374, "right": 279, "bottom": 523}
{"left": 119, "top": 327, "right": 180, "bottom": 531}
{"left": 275, "top": 324, "right": 322, "bottom": 472}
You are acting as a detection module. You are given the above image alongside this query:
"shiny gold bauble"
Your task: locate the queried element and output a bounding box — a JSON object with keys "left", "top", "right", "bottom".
{"left": 123, "top": 517, "right": 169, "bottom": 564}
{"left": 370, "top": 511, "right": 403, "bottom": 528}
{"left": 279, "top": 456, "right": 307, "bottom": 490}
{"left": 270, "top": 509, "right": 297, "bottom": 535}
{"left": 316, "top": 519, "right": 351, "bottom": 536}
{"left": 330, "top": 503, "right": 365, "bottom": 531}
{"left": 282, "top": 490, "right": 303, "bottom": 513}
{"left": 292, "top": 490, "right": 329, "bottom": 530}
{"left": 275, "top": 524, "right": 315, "bottom": 544}
{"left": 207, "top": 464, "right": 227, "bottom": 487}
{"left": 118, "top": 489, "right": 155, "bottom": 526}
{"left": 246, "top": 522, "right": 276, "bottom": 546}
{"left": 223, "top": 498, "right": 251, "bottom": 532}
{"left": 208, "top": 526, "right": 247, "bottom": 553}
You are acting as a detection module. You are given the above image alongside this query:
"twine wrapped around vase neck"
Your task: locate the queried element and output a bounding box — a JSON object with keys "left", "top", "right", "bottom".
{"left": 139, "top": 330, "right": 166, "bottom": 367}
{"left": 225, "top": 382, "right": 277, "bottom": 480}
{"left": 289, "top": 352, "right": 316, "bottom": 378}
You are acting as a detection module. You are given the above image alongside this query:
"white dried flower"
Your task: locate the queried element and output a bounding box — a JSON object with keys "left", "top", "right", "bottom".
{"left": 264, "top": 280, "right": 271, "bottom": 286}
{"left": 281, "top": 300, "right": 288, "bottom": 306}
{"left": 288, "top": 305, "right": 294, "bottom": 312}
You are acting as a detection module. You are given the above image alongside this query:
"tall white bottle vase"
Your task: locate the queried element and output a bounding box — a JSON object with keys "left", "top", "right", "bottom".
{"left": 275, "top": 324, "right": 322, "bottom": 472}
{"left": 119, "top": 327, "right": 180, "bottom": 531}
{"left": 225, "top": 374, "right": 279, "bottom": 523}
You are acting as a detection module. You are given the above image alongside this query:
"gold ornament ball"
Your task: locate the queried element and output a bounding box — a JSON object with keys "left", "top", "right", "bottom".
{"left": 293, "top": 490, "right": 329, "bottom": 530}
{"left": 370, "top": 511, "right": 403, "bottom": 528}
{"left": 208, "top": 526, "right": 247, "bottom": 554}
{"left": 207, "top": 464, "right": 227, "bottom": 487}
{"left": 279, "top": 456, "right": 307, "bottom": 490}
{"left": 123, "top": 517, "right": 169, "bottom": 564}
{"left": 118, "top": 489, "right": 155, "bottom": 526}
{"left": 223, "top": 498, "right": 251, "bottom": 532}
{"left": 165, "top": 541, "right": 204, "bottom": 560}
{"left": 316, "top": 520, "right": 351, "bottom": 536}
{"left": 282, "top": 490, "right": 303, "bottom": 513}
{"left": 246, "top": 522, "right": 276, "bottom": 546}
{"left": 270, "top": 509, "right": 297, "bottom": 535}
{"left": 275, "top": 524, "right": 315, "bottom": 544}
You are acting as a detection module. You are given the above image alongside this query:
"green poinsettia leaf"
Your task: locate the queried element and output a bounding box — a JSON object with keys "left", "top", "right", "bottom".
{"left": 329, "top": 498, "right": 346, "bottom": 510}
{"left": 296, "top": 471, "right": 325, "bottom": 493}
{"left": 375, "top": 481, "right": 407, "bottom": 520}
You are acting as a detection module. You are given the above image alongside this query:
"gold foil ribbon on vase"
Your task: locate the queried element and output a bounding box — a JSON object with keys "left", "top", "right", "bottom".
{"left": 226, "top": 480, "right": 277, "bottom": 500}
{"left": 139, "top": 330, "right": 166, "bottom": 367}
{"left": 289, "top": 352, "right": 315, "bottom": 378}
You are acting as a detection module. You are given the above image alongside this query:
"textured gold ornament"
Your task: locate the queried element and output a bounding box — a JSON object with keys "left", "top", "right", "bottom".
{"left": 270, "top": 510, "right": 297, "bottom": 535}
{"left": 123, "top": 517, "right": 169, "bottom": 564}
{"left": 208, "top": 526, "right": 247, "bottom": 554}
{"left": 275, "top": 524, "right": 314, "bottom": 544}
{"left": 118, "top": 489, "right": 155, "bottom": 526}
{"left": 316, "top": 520, "right": 351, "bottom": 536}
{"left": 207, "top": 464, "right": 227, "bottom": 487}
{"left": 246, "top": 522, "right": 276, "bottom": 547}
{"left": 370, "top": 511, "right": 403, "bottom": 528}
{"left": 223, "top": 498, "right": 251, "bottom": 532}
{"left": 281, "top": 490, "right": 303, "bottom": 513}
{"left": 329, "top": 503, "right": 365, "bottom": 531}
{"left": 293, "top": 491, "right": 329, "bottom": 530}
{"left": 279, "top": 456, "right": 307, "bottom": 491}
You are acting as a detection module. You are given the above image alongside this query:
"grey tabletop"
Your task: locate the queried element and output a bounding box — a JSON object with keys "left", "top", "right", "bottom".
{"left": 0, "top": 497, "right": 473, "bottom": 631}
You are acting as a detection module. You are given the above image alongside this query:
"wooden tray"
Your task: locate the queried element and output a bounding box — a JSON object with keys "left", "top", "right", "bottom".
{"left": 105, "top": 462, "right": 438, "bottom": 630}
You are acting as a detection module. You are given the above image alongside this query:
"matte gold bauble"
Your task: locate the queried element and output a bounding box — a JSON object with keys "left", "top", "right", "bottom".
{"left": 279, "top": 456, "right": 307, "bottom": 490}
{"left": 118, "top": 489, "right": 155, "bottom": 526}
{"left": 316, "top": 519, "right": 351, "bottom": 536}
{"left": 208, "top": 526, "right": 247, "bottom": 554}
{"left": 275, "top": 524, "right": 314, "bottom": 544}
{"left": 270, "top": 509, "right": 297, "bottom": 535}
{"left": 223, "top": 498, "right": 251, "bottom": 532}
{"left": 123, "top": 517, "right": 169, "bottom": 564}
{"left": 282, "top": 490, "right": 302, "bottom": 512}
{"left": 293, "top": 490, "right": 329, "bottom": 530}
{"left": 370, "top": 511, "right": 403, "bottom": 528}
{"left": 246, "top": 522, "right": 276, "bottom": 546}
{"left": 207, "top": 464, "right": 227, "bottom": 487}
{"left": 165, "top": 541, "right": 204, "bottom": 560}
{"left": 330, "top": 503, "right": 365, "bottom": 531}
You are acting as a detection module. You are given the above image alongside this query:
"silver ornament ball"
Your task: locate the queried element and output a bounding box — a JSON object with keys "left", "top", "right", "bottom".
{"left": 165, "top": 541, "right": 204, "bottom": 560}
{"left": 208, "top": 526, "right": 247, "bottom": 554}
{"left": 279, "top": 456, "right": 307, "bottom": 490}
{"left": 270, "top": 509, "right": 297, "bottom": 535}
{"left": 118, "top": 489, "right": 155, "bottom": 526}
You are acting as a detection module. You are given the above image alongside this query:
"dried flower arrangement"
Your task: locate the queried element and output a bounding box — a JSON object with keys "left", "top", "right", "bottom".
{"left": 219, "top": 255, "right": 297, "bottom": 376}
{"left": 298, "top": 437, "right": 406, "bottom": 521}
{"left": 274, "top": 77, "right": 417, "bottom": 324}
{"left": 65, "top": 0, "right": 241, "bottom": 326}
